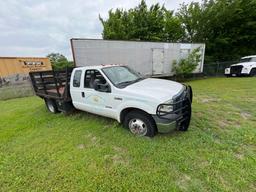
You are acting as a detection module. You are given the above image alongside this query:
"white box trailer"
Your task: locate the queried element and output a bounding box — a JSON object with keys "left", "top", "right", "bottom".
{"left": 70, "top": 39, "right": 205, "bottom": 76}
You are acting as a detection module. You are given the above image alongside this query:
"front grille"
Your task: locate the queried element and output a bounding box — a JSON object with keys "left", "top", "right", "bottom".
{"left": 156, "top": 86, "right": 192, "bottom": 122}
{"left": 230, "top": 65, "right": 243, "bottom": 74}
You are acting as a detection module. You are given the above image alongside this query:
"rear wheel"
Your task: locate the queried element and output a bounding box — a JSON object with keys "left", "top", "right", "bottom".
{"left": 44, "top": 99, "right": 59, "bottom": 113}
{"left": 124, "top": 110, "right": 157, "bottom": 137}
{"left": 250, "top": 68, "right": 256, "bottom": 77}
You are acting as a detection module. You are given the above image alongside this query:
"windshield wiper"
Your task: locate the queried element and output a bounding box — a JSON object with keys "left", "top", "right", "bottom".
{"left": 132, "top": 77, "right": 144, "bottom": 83}
{"left": 117, "top": 77, "right": 144, "bottom": 87}
{"left": 117, "top": 81, "right": 133, "bottom": 86}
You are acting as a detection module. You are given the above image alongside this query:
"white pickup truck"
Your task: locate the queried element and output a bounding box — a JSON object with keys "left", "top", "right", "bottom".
{"left": 29, "top": 65, "right": 192, "bottom": 137}
{"left": 225, "top": 55, "right": 256, "bottom": 77}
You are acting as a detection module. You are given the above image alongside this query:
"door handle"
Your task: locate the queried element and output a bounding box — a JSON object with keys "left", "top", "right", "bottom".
{"left": 81, "top": 92, "right": 85, "bottom": 97}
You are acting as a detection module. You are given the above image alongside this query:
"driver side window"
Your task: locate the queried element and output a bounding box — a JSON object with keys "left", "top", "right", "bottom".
{"left": 84, "top": 70, "right": 107, "bottom": 89}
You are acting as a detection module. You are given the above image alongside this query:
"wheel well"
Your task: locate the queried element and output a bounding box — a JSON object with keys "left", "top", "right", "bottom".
{"left": 120, "top": 108, "right": 150, "bottom": 123}
{"left": 250, "top": 67, "right": 256, "bottom": 72}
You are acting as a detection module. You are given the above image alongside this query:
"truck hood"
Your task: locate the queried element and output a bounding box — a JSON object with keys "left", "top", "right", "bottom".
{"left": 123, "top": 78, "right": 184, "bottom": 102}
{"left": 231, "top": 62, "right": 256, "bottom": 67}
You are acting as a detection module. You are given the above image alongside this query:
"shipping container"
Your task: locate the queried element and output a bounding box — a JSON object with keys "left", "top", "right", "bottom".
{"left": 71, "top": 39, "right": 205, "bottom": 76}
{"left": 0, "top": 57, "right": 52, "bottom": 85}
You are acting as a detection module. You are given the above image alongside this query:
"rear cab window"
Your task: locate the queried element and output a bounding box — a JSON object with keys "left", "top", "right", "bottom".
{"left": 73, "top": 70, "right": 82, "bottom": 87}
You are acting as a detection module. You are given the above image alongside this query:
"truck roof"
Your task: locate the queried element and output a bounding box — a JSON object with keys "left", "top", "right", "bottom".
{"left": 75, "top": 64, "right": 124, "bottom": 70}
{"left": 241, "top": 55, "right": 256, "bottom": 59}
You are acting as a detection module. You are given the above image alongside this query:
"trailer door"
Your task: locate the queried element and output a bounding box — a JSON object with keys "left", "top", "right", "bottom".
{"left": 152, "top": 48, "right": 164, "bottom": 75}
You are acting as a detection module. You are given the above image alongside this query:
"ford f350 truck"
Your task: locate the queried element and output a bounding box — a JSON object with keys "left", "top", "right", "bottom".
{"left": 29, "top": 65, "right": 193, "bottom": 137}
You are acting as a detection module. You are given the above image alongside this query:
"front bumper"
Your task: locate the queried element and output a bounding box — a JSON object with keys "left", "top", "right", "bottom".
{"left": 152, "top": 85, "right": 192, "bottom": 133}
{"left": 227, "top": 65, "right": 250, "bottom": 76}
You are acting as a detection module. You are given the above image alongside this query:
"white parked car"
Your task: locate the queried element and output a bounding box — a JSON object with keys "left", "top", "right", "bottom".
{"left": 225, "top": 55, "right": 256, "bottom": 77}
{"left": 29, "top": 65, "right": 193, "bottom": 137}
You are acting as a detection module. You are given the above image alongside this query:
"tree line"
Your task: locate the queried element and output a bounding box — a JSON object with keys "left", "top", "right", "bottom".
{"left": 100, "top": 0, "right": 256, "bottom": 63}
{"left": 47, "top": 53, "right": 73, "bottom": 70}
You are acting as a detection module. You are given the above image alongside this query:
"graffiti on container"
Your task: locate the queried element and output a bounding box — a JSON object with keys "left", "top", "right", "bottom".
{"left": 0, "top": 73, "right": 30, "bottom": 88}
{"left": 0, "top": 77, "right": 10, "bottom": 87}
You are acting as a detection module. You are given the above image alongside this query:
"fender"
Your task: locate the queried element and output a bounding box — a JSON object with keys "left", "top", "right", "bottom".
{"left": 116, "top": 100, "right": 157, "bottom": 122}
{"left": 241, "top": 66, "right": 254, "bottom": 74}
{"left": 249, "top": 67, "right": 256, "bottom": 74}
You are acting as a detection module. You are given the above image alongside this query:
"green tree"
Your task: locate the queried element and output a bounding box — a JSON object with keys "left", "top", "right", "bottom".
{"left": 164, "top": 9, "right": 185, "bottom": 42}
{"left": 47, "top": 53, "right": 73, "bottom": 70}
{"left": 177, "top": 0, "right": 256, "bottom": 62}
{"left": 177, "top": 2, "right": 206, "bottom": 42}
{"left": 132, "top": 1, "right": 165, "bottom": 41}
{"left": 99, "top": 0, "right": 184, "bottom": 42}
{"left": 172, "top": 47, "right": 201, "bottom": 77}
{"left": 99, "top": 9, "right": 133, "bottom": 40}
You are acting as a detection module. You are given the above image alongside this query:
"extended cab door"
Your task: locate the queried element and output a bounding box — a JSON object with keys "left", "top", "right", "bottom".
{"left": 70, "top": 68, "right": 102, "bottom": 114}
{"left": 82, "top": 69, "right": 116, "bottom": 118}
{"left": 70, "top": 69, "right": 89, "bottom": 111}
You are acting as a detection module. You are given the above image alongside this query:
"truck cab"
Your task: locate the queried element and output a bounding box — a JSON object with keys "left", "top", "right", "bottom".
{"left": 225, "top": 55, "right": 256, "bottom": 77}
{"left": 70, "top": 65, "right": 192, "bottom": 137}
{"left": 29, "top": 65, "right": 192, "bottom": 137}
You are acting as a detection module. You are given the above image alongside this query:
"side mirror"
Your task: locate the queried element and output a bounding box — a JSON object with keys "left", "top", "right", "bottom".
{"left": 93, "top": 81, "right": 111, "bottom": 93}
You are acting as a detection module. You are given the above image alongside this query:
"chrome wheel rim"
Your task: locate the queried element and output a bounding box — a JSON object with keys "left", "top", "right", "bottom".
{"left": 128, "top": 118, "right": 147, "bottom": 136}
{"left": 47, "top": 101, "right": 55, "bottom": 112}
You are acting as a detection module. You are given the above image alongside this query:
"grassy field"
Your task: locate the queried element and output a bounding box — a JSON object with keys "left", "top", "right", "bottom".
{"left": 0, "top": 77, "right": 255, "bottom": 191}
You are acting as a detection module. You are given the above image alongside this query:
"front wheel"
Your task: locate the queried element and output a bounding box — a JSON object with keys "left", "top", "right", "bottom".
{"left": 250, "top": 68, "right": 256, "bottom": 77}
{"left": 124, "top": 110, "right": 157, "bottom": 137}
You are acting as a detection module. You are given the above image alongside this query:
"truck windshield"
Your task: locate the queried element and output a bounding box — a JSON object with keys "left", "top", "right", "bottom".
{"left": 240, "top": 58, "right": 252, "bottom": 63}
{"left": 102, "top": 66, "right": 143, "bottom": 88}
{"left": 240, "top": 57, "right": 256, "bottom": 63}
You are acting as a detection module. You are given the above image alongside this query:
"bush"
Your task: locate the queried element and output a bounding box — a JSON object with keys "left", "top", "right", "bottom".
{"left": 172, "top": 47, "right": 201, "bottom": 78}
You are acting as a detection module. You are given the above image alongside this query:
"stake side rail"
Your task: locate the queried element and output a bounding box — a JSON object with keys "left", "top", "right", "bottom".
{"left": 29, "top": 68, "right": 74, "bottom": 101}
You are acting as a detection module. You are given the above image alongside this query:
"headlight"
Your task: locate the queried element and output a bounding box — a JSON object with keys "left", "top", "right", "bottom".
{"left": 159, "top": 99, "right": 174, "bottom": 112}
{"left": 159, "top": 105, "right": 173, "bottom": 112}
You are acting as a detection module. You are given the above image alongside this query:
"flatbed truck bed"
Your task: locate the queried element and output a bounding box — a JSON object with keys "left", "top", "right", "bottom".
{"left": 29, "top": 68, "right": 74, "bottom": 112}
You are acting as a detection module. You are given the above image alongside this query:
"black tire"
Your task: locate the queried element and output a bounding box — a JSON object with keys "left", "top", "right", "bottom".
{"left": 124, "top": 110, "right": 157, "bottom": 137}
{"left": 178, "top": 100, "right": 192, "bottom": 131}
{"left": 60, "top": 101, "right": 76, "bottom": 115}
{"left": 188, "top": 85, "right": 193, "bottom": 103}
{"left": 44, "top": 99, "right": 59, "bottom": 113}
{"left": 250, "top": 68, "right": 256, "bottom": 77}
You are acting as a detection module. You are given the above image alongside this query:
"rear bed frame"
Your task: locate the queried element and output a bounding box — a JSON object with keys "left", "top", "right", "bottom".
{"left": 29, "top": 68, "right": 73, "bottom": 101}
{"left": 29, "top": 68, "right": 74, "bottom": 112}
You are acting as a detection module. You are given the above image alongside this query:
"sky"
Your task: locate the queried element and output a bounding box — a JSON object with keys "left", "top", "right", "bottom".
{"left": 0, "top": 0, "right": 196, "bottom": 60}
